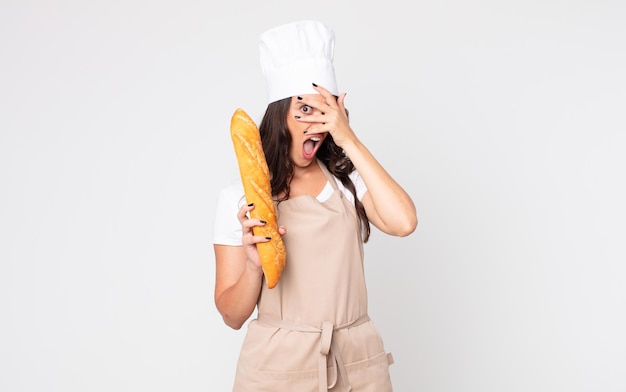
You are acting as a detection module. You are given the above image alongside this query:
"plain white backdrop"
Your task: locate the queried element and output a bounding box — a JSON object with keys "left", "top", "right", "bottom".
{"left": 1, "top": 1, "right": 625, "bottom": 391}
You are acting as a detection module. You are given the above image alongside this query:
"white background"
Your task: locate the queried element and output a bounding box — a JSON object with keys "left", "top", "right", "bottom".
{"left": 1, "top": 1, "right": 625, "bottom": 391}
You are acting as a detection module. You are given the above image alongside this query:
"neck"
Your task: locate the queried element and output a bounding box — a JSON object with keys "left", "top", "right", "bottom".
{"left": 292, "top": 159, "right": 321, "bottom": 179}
{"left": 283, "top": 159, "right": 327, "bottom": 199}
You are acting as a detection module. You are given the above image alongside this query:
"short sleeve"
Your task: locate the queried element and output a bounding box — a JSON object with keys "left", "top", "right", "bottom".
{"left": 349, "top": 169, "right": 368, "bottom": 201}
{"left": 327, "top": 169, "right": 368, "bottom": 204}
{"left": 212, "top": 181, "right": 246, "bottom": 246}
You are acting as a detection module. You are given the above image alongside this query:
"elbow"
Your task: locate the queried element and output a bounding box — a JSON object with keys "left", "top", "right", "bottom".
{"left": 224, "top": 317, "right": 245, "bottom": 330}
{"left": 396, "top": 215, "right": 418, "bottom": 237}
{"left": 377, "top": 213, "right": 418, "bottom": 237}
{"left": 221, "top": 311, "right": 246, "bottom": 330}
{"left": 215, "top": 298, "right": 247, "bottom": 330}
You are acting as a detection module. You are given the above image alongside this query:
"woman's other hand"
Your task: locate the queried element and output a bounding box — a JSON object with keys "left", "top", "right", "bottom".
{"left": 238, "top": 203, "right": 286, "bottom": 270}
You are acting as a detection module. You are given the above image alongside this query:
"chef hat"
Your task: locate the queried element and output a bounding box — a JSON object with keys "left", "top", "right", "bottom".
{"left": 259, "top": 20, "right": 338, "bottom": 104}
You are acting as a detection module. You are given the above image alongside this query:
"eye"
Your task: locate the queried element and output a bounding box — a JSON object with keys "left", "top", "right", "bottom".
{"left": 300, "top": 105, "right": 312, "bottom": 114}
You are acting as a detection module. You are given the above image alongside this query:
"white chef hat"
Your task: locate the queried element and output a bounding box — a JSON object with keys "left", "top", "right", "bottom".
{"left": 259, "top": 20, "right": 338, "bottom": 104}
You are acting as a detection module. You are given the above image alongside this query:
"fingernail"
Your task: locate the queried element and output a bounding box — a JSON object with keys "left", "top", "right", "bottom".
{"left": 248, "top": 203, "right": 254, "bottom": 207}
{"left": 294, "top": 115, "right": 301, "bottom": 119}
{"left": 297, "top": 96, "right": 303, "bottom": 100}
{"left": 312, "top": 82, "right": 318, "bottom": 87}
{"left": 260, "top": 220, "right": 267, "bottom": 224}
{"left": 265, "top": 236, "right": 272, "bottom": 240}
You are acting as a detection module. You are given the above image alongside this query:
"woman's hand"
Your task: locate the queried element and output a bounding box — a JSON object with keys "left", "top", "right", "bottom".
{"left": 214, "top": 203, "right": 287, "bottom": 330}
{"left": 294, "top": 84, "right": 418, "bottom": 237}
{"left": 238, "top": 203, "right": 286, "bottom": 271}
{"left": 295, "top": 84, "right": 356, "bottom": 148}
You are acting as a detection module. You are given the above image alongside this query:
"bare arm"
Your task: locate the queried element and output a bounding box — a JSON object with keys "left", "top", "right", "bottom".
{"left": 298, "top": 85, "right": 417, "bottom": 236}
{"left": 214, "top": 244, "right": 263, "bottom": 330}
{"left": 214, "top": 203, "right": 283, "bottom": 329}
{"left": 343, "top": 140, "right": 417, "bottom": 237}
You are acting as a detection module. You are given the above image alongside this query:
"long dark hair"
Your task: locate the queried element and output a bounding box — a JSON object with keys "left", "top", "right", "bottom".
{"left": 259, "top": 97, "right": 371, "bottom": 242}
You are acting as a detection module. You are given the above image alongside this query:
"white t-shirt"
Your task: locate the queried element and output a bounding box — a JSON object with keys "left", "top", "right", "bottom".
{"left": 212, "top": 170, "right": 367, "bottom": 246}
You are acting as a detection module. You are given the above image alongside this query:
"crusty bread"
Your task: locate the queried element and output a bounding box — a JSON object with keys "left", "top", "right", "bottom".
{"left": 230, "top": 108, "right": 286, "bottom": 288}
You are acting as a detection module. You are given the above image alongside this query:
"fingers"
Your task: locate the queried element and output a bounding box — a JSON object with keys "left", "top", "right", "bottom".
{"left": 240, "top": 207, "right": 270, "bottom": 247}
{"left": 244, "top": 226, "right": 286, "bottom": 249}
{"left": 238, "top": 203, "right": 285, "bottom": 237}
{"left": 310, "top": 85, "right": 348, "bottom": 117}
{"left": 295, "top": 88, "right": 349, "bottom": 137}
{"left": 237, "top": 203, "right": 254, "bottom": 224}
{"left": 243, "top": 233, "right": 273, "bottom": 246}
{"left": 239, "top": 204, "right": 267, "bottom": 229}
{"left": 337, "top": 92, "right": 347, "bottom": 112}
{"left": 297, "top": 85, "right": 348, "bottom": 121}
{"left": 241, "top": 217, "right": 266, "bottom": 231}
{"left": 311, "top": 83, "right": 338, "bottom": 108}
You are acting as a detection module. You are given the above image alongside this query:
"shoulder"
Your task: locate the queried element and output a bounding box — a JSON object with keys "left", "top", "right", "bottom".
{"left": 216, "top": 180, "right": 246, "bottom": 206}
{"left": 213, "top": 180, "right": 245, "bottom": 246}
{"left": 331, "top": 169, "right": 368, "bottom": 202}
{"left": 347, "top": 169, "right": 367, "bottom": 200}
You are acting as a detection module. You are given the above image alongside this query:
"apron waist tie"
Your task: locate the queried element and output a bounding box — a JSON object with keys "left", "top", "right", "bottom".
{"left": 257, "top": 314, "right": 371, "bottom": 392}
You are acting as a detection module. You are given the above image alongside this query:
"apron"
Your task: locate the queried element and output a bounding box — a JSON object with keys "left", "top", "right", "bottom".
{"left": 233, "top": 161, "right": 394, "bottom": 392}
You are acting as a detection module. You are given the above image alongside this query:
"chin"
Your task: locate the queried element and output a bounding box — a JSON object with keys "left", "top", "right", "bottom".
{"left": 293, "top": 156, "right": 316, "bottom": 167}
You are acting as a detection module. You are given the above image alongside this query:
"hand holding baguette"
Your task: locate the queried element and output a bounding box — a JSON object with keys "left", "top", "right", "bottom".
{"left": 230, "top": 108, "right": 286, "bottom": 289}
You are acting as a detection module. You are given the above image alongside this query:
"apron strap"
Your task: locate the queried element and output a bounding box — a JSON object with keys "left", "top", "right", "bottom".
{"left": 316, "top": 159, "right": 341, "bottom": 192}
{"left": 257, "top": 314, "right": 371, "bottom": 392}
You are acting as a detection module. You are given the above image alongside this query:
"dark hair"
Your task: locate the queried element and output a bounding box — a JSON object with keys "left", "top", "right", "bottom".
{"left": 259, "top": 97, "right": 371, "bottom": 242}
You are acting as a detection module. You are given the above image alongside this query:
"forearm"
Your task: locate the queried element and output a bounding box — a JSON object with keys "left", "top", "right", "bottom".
{"left": 214, "top": 246, "right": 264, "bottom": 330}
{"left": 342, "top": 138, "right": 417, "bottom": 236}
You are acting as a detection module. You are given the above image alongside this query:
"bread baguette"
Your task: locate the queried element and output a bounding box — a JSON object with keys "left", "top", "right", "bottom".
{"left": 230, "top": 108, "right": 286, "bottom": 288}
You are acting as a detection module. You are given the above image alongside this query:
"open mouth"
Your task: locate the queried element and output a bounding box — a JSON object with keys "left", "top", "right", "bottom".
{"left": 302, "top": 135, "right": 323, "bottom": 160}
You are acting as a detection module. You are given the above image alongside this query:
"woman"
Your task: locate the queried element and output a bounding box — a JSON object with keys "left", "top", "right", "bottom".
{"left": 213, "top": 20, "right": 417, "bottom": 391}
